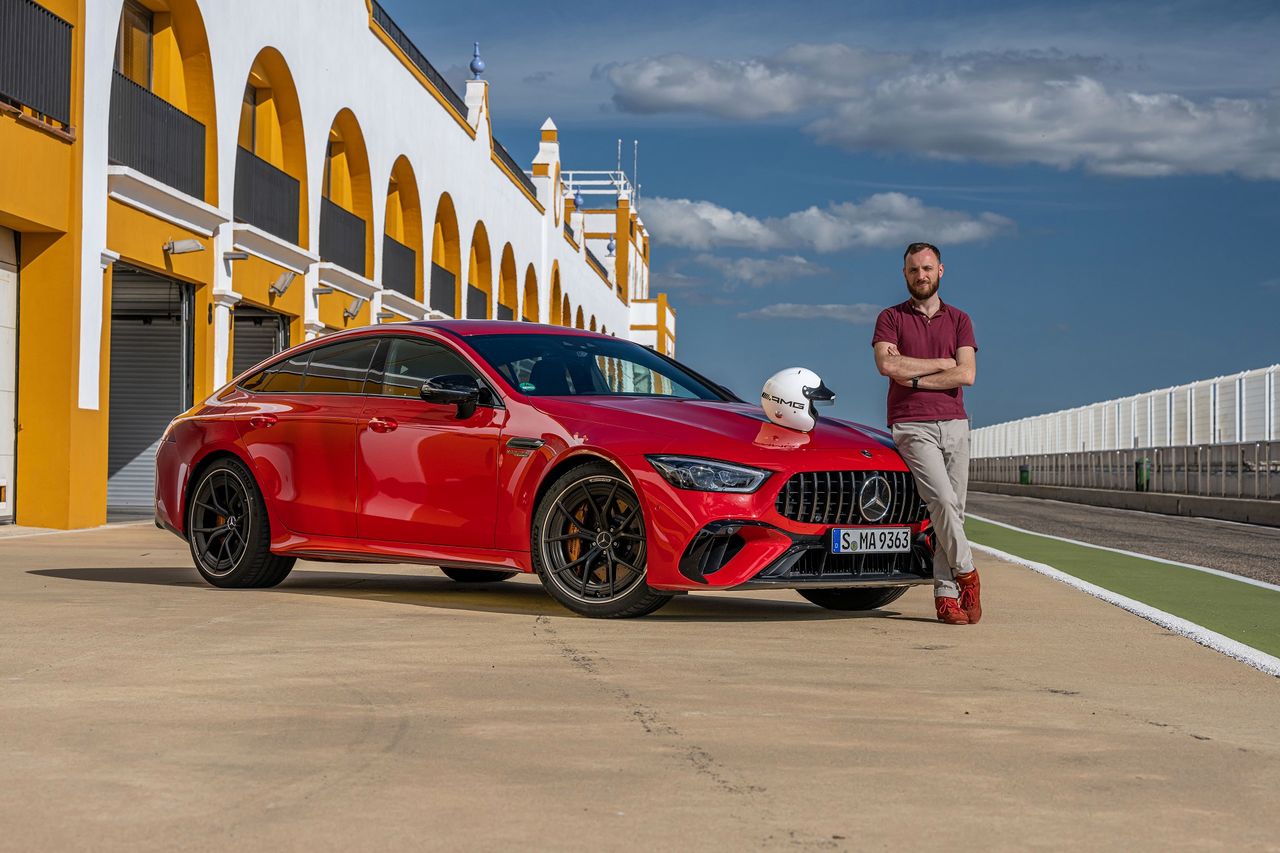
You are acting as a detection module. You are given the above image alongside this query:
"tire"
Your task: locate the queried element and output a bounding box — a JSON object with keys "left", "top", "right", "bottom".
{"left": 441, "top": 568, "right": 518, "bottom": 583}
{"left": 187, "top": 456, "right": 295, "bottom": 589}
{"left": 531, "top": 462, "right": 672, "bottom": 618}
{"left": 797, "top": 586, "right": 909, "bottom": 611}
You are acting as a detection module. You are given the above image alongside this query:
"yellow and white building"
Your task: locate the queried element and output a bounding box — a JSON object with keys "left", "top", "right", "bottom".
{"left": 0, "top": 0, "right": 676, "bottom": 529}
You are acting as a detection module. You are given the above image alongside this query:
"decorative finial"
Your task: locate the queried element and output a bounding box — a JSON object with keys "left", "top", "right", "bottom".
{"left": 606, "top": 236, "right": 616, "bottom": 257}
{"left": 470, "top": 42, "right": 485, "bottom": 79}
{"left": 573, "top": 187, "right": 583, "bottom": 208}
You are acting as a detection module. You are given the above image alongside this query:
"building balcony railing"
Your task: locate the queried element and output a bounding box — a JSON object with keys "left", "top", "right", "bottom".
{"left": 0, "top": 0, "right": 72, "bottom": 126}
{"left": 234, "top": 147, "right": 300, "bottom": 245}
{"left": 369, "top": 0, "right": 467, "bottom": 116}
{"left": 381, "top": 234, "right": 416, "bottom": 299}
{"left": 109, "top": 71, "right": 205, "bottom": 200}
{"left": 319, "top": 197, "right": 366, "bottom": 275}
{"left": 429, "top": 262, "right": 456, "bottom": 317}
{"left": 585, "top": 246, "right": 609, "bottom": 283}
{"left": 493, "top": 138, "right": 537, "bottom": 198}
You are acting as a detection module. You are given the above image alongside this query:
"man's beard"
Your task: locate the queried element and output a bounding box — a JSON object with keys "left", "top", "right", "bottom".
{"left": 908, "top": 279, "right": 939, "bottom": 300}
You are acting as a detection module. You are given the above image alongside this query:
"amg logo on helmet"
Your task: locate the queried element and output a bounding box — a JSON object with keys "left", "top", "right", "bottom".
{"left": 761, "top": 391, "right": 805, "bottom": 410}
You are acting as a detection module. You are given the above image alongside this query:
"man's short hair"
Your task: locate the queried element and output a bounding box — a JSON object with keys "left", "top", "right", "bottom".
{"left": 903, "top": 242, "right": 941, "bottom": 262}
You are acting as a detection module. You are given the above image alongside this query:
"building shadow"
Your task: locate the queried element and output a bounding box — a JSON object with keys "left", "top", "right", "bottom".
{"left": 27, "top": 566, "right": 934, "bottom": 624}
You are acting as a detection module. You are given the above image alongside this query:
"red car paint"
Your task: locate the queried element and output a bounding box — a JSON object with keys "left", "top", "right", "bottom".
{"left": 155, "top": 321, "right": 930, "bottom": 591}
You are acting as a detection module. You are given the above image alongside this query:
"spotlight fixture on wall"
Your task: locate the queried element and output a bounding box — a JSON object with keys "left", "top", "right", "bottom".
{"left": 312, "top": 286, "right": 335, "bottom": 301}
{"left": 343, "top": 296, "right": 367, "bottom": 320}
{"left": 377, "top": 311, "right": 396, "bottom": 322}
{"left": 269, "top": 271, "right": 296, "bottom": 296}
{"left": 223, "top": 250, "right": 249, "bottom": 262}
{"left": 163, "top": 238, "right": 204, "bottom": 255}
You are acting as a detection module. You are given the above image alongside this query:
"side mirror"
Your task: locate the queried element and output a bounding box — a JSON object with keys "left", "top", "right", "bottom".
{"left": 420, "top": 374, "right": 481, "bottom": 419}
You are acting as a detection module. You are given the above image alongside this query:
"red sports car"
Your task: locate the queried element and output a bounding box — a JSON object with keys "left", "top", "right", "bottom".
{"left": 156, "top": 321, "right": 933, "bottom": 617}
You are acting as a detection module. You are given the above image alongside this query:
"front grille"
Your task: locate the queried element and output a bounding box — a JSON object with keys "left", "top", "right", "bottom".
{"left": 775, "top": 470, "right": 926, "bottom": 525}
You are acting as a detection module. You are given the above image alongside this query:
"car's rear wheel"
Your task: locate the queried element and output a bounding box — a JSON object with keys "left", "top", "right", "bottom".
{"left": 187, "top": 457, "right": 295, "bottom": 588}
{"left": 797, "top": 586, "right": 909, "bottom": 611}
{"left": 532, "top": 463, "right": 672, "bottom": 618}
{"left": 441, "top": 568, "right": 518, "bottom": 583}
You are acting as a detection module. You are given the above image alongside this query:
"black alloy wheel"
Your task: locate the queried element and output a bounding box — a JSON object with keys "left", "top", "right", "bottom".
{"left": 532, "top": 463, "right": 672, "bottom": 618}
{"left": 441, "top": 568, "right": 518, "bottom": 583}
{"left": 797, "top": 586, "right": 909, "bottom": 611}
{"left": 187, "top": 457, "right": 295, "bottom": 588}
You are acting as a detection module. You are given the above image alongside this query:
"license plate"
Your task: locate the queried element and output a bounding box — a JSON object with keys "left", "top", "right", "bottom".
{"left": 831, "top": 527, "right": 912, "bottom": 554}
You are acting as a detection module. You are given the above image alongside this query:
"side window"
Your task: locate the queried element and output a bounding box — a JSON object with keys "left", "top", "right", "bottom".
{"left": 243, "top": 351, "right": 310, "bottom": 393}
{"left": 373, "top": 338, "right": 481, "bottom": 399}
{"left": 302, "top": 339, "right": 379, "bottom": 394}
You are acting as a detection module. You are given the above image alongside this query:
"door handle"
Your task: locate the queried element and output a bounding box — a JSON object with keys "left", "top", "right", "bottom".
{"left": 368, "top": 416, "right": 398, "bottom": 433}
{"left": 249, "top": 414, "right": 278, "bottom": 429}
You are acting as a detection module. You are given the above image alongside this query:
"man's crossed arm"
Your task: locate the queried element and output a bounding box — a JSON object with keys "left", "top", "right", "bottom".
{"left": 873, "top": 342, "right": 977, "bottom": 390}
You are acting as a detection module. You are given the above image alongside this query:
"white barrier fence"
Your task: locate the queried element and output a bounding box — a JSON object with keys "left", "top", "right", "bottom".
{"left": 972, "top": 365, "right": 1279, "bottom": 458}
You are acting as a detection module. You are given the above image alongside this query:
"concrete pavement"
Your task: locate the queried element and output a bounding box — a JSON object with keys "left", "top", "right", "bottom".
{"left": 2, "top": 523, "right": 1277, "bottom": 851}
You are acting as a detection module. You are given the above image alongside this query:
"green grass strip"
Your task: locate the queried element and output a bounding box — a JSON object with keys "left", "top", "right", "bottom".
{"left": 965, "top": 517, "right": 1280, "bottom": 658}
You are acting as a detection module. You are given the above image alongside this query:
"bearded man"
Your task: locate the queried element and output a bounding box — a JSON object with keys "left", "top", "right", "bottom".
{"left": 871, "top": 242, "right": 982, "bottom": 625}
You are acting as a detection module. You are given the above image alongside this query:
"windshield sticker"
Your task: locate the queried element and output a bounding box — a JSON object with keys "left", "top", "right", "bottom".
{"left": 519, "top": 382, "right": 536, "bottom": 392}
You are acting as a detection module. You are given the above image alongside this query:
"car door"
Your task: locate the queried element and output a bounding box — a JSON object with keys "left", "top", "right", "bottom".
{"left": 356, "top": 336, "right": 506, "bottom": 547}
{"left": 236, "top": 337, "right": 379, "bottom": 539}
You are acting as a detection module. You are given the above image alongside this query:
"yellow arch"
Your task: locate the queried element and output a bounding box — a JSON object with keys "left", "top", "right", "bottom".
{"left": 497, "top": 243, "right": 518, "bottom": 320}
{"left": 430, "top": 192, "right": 461, "bottom": 316}
{"left": 465, "top": 220, "right": 492, "bottom": 318}
{"left": 549, "top": 262, "right": 562, "bottom": 326}
{"left": 574, "top": 306, "right": 585, "bottom": 330}
{"left": 322, "top": 108, "right": 374, "bottom": 277}
{"left": 113, "top": 0, "right": 219, "bottom": 202}
{"left": 589, "top": 315, "right": 597, "bottom": 332}
{"left": 235, "top": 46, "right": 308, "bottom": 247}
{"left": 521, "top": 264, "right": 538, "bottom": 322}
{"left": 385, "top": 155, "right": 425, "bottom": 302}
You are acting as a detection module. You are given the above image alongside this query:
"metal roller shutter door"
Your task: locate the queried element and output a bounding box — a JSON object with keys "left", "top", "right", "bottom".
{"left": 233, "top": 307, "right": 287, "bottom": 378}
{"left": 107, "top": 270, "right": 191, "bottom": 510}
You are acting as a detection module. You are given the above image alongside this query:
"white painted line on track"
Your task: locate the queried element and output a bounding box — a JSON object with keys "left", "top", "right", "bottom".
{"left": 0, "top": 520, "right": 152, "bottom": 541}
{"left": 971, "top": 542, "right": 1280, "bottom": 679}
{"left": 969, "top": 513, "right": 1280, "bottom": 593}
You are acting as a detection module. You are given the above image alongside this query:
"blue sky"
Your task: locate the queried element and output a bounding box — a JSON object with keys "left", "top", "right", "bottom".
{"left": 384, "top": 0, "right": 1280, "bottom": 427}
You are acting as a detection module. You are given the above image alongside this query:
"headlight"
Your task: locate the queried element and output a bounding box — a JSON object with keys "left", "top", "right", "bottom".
{"left": 646, "top": 455, "right": 771, "bottom": 493}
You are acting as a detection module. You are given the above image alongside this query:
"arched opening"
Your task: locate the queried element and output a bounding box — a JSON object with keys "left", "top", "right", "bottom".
{"left": 521, "top": 264, "right": 538, "bottom": 322}
{"left": 429, "top": 193, "right": 461, "bottom": 316}
{"left": 574, "top": 306, "right": 585, "bottom": 330}
{"left": 589, "top": 315, "right": 597, "bottom": 332}
{"left": 497, "top": 243, "right": 518, "bottom": 320}
{"left": 561, "top": 295, "right": 571, "bottom": 329}
{"left": 549, "top": 262, "right": 562, "bottom": 325}
{"left": 320, "top": 109, "right": 373, "bottom": 277}
{"left": 383, "top": 155, "right": 424, "bottom": 301}
{"left": 465, "top": 221, "right": 492, "bottom": 319}
{"left": 234, "top": 46, "right": 307, "bottom": 247}
{"left": 111, "top": 0, "right": 219, "bottom": 202}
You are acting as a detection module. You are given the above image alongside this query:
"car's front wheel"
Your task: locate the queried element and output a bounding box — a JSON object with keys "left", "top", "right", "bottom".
{"left": 187, "top": 456, "right": 295, "bottom": 588}
{"left": 531, "top": 463, "right": 672, "bottom": 618}
{"left": 797, "top": 586, "right": 909, "bottom": 611}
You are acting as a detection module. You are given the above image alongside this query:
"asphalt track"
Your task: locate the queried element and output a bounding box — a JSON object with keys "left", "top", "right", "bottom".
{"left": 967, "top": 491, "right": 1280, "bottom": 585}
{"left": 1, "top": 523, "right": 1277, "bottom": 850}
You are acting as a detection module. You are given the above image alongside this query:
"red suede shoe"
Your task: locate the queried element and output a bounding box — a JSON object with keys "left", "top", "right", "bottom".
{"left": 957, "top": 569, "right": 982, "bottom": 624}
{"left": 935, "top": 596, "right": 970, "bottom": 625}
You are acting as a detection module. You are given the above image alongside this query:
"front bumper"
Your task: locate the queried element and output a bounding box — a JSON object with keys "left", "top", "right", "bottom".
{"left": 630, "top": 462, "right": 932, "bottom": 591}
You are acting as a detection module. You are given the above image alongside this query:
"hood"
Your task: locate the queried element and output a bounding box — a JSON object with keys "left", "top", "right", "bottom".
{"left": 529, "top": 396, "right": 904, "bottom": 467}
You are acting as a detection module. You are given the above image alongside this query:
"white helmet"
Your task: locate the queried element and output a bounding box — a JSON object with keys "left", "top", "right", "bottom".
{"left": 760, "top": 367, "right": 835, "bottom": 433}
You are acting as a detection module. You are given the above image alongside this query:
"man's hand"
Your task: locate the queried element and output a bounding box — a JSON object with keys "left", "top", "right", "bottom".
{"left": 875, "top": 342, "right": 957, "bottom": 381}
{"left": 895, "top": 346, "right": 977, "bottom": 390}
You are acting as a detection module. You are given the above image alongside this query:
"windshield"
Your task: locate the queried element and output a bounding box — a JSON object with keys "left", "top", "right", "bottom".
{"left": 466, "top": 333, "right": 727, "bottom": 400}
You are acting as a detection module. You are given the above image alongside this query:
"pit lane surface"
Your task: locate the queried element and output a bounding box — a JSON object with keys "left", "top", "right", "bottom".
{"left": 968, "top": 491, "right": 1280, "bottom": 586}
{"left": 1, "top": 523, "right": 1277, "bottom": 851}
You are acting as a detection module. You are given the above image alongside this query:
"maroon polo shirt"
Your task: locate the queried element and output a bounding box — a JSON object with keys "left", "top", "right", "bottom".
{"left": 871, "top": 299, "right": 977, "bottom": 426}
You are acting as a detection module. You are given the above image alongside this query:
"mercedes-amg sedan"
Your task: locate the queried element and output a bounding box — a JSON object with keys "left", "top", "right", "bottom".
{"left": 156, "top": 321, "right": 933, "bottom": 617}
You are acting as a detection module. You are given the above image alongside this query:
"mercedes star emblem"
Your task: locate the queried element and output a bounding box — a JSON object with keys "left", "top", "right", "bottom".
{"left": 858, "top": 474, "right": 892, "bottom": 523}
{"left": 861, "top": 449, "right": 873, "bottom": 458}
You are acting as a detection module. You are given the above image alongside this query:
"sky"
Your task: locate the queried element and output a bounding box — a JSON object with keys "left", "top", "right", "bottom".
{"left": 383, "top": 0, "right": 1280, "bottom": 428}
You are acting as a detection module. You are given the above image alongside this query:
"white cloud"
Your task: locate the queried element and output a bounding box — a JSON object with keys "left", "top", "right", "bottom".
{"left": 643, "top": 193, "right": 1014, "bottom": 253}
{"left": 691, "top": 253, "right": 827, "bottom": 286}
{"left": 737, "top": 303, "right": 882, "bottom": 323}
{"left": 605, "top": 46, "right": 1280, "bottom": 179}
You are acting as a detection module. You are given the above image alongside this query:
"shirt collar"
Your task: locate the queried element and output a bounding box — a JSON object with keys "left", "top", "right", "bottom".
{"left": 902, "top": 298, "right": 948, "bottom": 317}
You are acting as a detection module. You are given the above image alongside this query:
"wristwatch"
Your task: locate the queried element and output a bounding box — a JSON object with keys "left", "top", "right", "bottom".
{"left": 911, "top": 376, "right": 920, "bottom": 390}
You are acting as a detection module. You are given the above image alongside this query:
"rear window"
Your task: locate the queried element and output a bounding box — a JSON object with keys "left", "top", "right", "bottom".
{"left": 241, "top": 351, "right": 309, "bottom": 393}
{"left": 303, "top": 339, "right": 379, "bottom": 394}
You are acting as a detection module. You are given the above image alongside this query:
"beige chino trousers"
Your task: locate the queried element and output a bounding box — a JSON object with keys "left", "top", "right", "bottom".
{"left": 890, "top": 419, "right": 974, "bottom": 598}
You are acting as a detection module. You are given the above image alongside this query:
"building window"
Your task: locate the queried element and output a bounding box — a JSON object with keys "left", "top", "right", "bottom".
{"left": 114, "top": 0, "right": 153, "bottom": 89}
{"left": 239, "top": 84, "right": 257, "bottom": 152}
